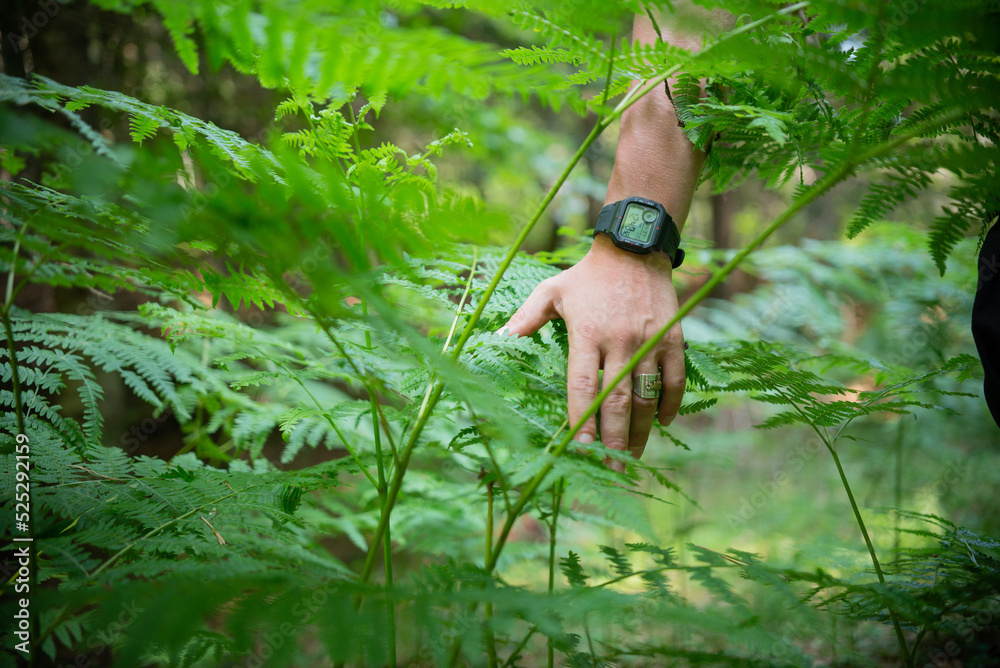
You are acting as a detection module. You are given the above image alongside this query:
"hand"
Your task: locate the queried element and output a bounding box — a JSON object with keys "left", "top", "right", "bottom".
{"left": 504, "top": 233, "right": 686, "bottom": 471}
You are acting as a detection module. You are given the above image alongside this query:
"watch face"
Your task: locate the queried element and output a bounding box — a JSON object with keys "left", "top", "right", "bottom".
{"left": 618, "top": 202, "right": 658, "bottom": 244}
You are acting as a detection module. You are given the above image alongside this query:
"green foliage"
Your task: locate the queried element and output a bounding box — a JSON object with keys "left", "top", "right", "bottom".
{"left": 1, "top": 0, "right": 996, "bottom": 665}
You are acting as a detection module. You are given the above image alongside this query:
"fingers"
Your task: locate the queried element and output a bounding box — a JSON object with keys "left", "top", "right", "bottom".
{"left": 599, "top": 353, "right": 635, "bottom": 473}
{"left": 657, "top": 326, "right": 687, "bottom": 426}
{"left": 504, "top": 278, "right": 559, "bottom": 338}
{"left": 566, "top": 331, "right": 600, "bottom": 445}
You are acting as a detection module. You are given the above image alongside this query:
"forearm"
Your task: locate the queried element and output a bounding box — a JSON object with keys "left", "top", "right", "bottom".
{"left": 606, "top": 9, "right": 730, "bottom": 230}
{"left": 605, "top": 87, "right": 703, "bottom": 231}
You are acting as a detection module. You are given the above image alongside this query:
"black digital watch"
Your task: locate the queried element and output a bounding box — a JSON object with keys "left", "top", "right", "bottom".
{"left": 594, "top": 196, "right": 685, "bottom": 268}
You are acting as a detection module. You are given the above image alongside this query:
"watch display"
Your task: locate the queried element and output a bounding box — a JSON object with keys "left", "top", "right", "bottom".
{"left": 619, "top": 202, "right": 658, "bottom": 244}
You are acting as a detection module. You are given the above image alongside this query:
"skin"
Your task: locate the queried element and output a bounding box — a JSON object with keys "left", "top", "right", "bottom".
{"left": 503, "top": 13, "right": 709, "bottom": 471}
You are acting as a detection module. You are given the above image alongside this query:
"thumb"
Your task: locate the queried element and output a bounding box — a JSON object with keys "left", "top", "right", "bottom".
{"left": 503, "top": 278, "right": 559, "bottom": 337}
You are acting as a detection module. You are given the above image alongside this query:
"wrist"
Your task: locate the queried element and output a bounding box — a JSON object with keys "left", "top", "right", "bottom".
{"left": 590, "top": 232, "right": 675, "bottom": 275}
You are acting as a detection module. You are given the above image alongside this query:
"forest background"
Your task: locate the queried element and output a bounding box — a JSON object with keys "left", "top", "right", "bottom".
{"left": 0, "top": 0, "right": 998, "bottom": 666}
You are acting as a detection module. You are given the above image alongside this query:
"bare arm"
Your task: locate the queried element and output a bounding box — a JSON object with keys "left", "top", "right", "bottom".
{"left": 505, "top": 10, "right": 715, "bottom": 470}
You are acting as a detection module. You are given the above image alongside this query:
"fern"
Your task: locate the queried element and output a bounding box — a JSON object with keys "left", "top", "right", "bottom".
{"left": 1, "top": 0, "right": 997, "bottom": 664}
{"left": 560, "top": 551, "right": 591, "bottom": 588}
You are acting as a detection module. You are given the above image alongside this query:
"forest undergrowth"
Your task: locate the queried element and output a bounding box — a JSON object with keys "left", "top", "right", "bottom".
{"left": 2, "top": 0, "right": 999, "bottom": 665}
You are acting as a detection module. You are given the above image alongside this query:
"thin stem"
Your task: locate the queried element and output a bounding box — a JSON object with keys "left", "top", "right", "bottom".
{"left": 544, "top": 418, "right": 568, "bottom": 454}
{"left": 911, "top": 628, "right": 927, "bottom": 661}
{"left": 482, "top": 436, "right": 512, "bottom": 514}
{"left": 293, "top": 367, "right": 379, "bottom": 489}
{"left": 485, "top": 482, "right": 499, "bottom": 668}
{"left": 360, "top": 380, "right": 445, "bottom": 583}
{"left": 785, "top": 391, "right": 910, "bottom": 666}
{"left": 373, "top": 398, "right": 399, "bottom": 466}
{"left": 503, "top": 626, "right": 536, "bottom": 667}
{"left": 547, "top": 480, "right": 564, "bottom": 668}
{"left": 442, "top": 247, "right": 479, "bottom": 353}
{"left": 583, "top": 616, "right": 597, "bottom": 664}
{"left": 372, "top": 377, "right": 397, "bottom": 667}
{"left": 595, "top": 563, "right": 731, "bottom": 589}
{"left": 825, "top": 441, "right": 910, "bottom": 665}
{"left": 3, "top": 222, "right": 28, "bottom": 436}
{"left": 2, "top": 309, "right": 25, "bottom": 436}
{"left": 88, "top": 483, "right": 264, "bottom": 580}
{"left": 4, "top": 220, "right": 26, "bottom": 307}
{"left": 894, "top": 420, "right": 905, "bottom": 563}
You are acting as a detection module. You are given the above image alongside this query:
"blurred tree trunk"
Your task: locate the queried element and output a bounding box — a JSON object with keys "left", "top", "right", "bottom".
{"left": 710, "top": 191, "right": 736, "bottom": 300}
{"left": 0, "top": 0, "right": 29, "bottom": 78}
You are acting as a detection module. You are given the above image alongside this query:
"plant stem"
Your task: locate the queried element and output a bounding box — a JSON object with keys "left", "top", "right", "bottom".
{"left": 88, "top": 483, "right": 265, "bottom": 580}
{"left": 503, "top": 626, "right": 536, "bottom": 667}
{"left": 291, "top": 367, "right": 379, "bottom": 488}
{"left": 547, "top": 480, "right": 564, "bottom": 668}
{"left": 442, "top": 247, "right": 478, "bottom": 353}
{"left": 2, "top": 309, "right": 25, "bottom": 436}
{"left": 482, "top": 437, "right": 512, "bottom": 513}
{"left": 894, "top": 420, "right": 905, "bottom": 563}
{"left": 825, "top": 441, "right": 910, "bottom": 666}
{"left": 359, "top": 258, "right": 397, "bottom": 664}
{"left": 372, "top": 378, "right": 397, "bottom": 667}
{"left": 485, "top": 482, "right": 499, "bottom": 668}
{"left": 595, "top": 563, "right": 732, "bottom": 589}
{"left": 360, "top": 380, "right": 445, "bottom": 583}
{"left": 3, "top": 223, "right": 27, "bottom": 436}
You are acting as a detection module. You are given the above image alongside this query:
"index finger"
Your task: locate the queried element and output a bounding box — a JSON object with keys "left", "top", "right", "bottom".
{"left": 566, "top": 333, "right": 601, "bottom": 444}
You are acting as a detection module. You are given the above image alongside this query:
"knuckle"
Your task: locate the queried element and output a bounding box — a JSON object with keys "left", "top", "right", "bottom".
{"left": 604, "top": 439, "right": 627, "bottom": 452}
{"left": 573, "top": 320, "right": 604, "bottom": 344}
{"left": 602, "top": 391, "right": 631, "bottom": 415}
{"left": 665, "top": 374, "right": 687, "bottom": 395}
{"left": 538, "top": 276, "right": 559, "bottom": 295}
{"left": 631, "top": 394, "right": 659, "bottom": 411}
{"left": 619, "top": 327, "right": 643, "bottom": 347}
{"left": 568, "top": 374, "right": 599, "bottom": 398}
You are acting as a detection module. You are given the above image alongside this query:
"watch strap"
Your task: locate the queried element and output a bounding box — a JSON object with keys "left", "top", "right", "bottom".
{"left": 658, "top": 214, "right": 685, "bottom": 269}
{"left": 595, "top": 202, "right": 616, "bottom": 237}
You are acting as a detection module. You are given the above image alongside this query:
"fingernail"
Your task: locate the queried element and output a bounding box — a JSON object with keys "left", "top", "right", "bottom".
{"left": 577, "top": 434, "right": 593, "bottom": 444}
{"left": 495, "top": 325, "right": 510, "bottom": 337}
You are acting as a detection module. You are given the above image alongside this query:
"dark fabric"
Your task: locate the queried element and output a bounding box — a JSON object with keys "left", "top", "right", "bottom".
{"left": 972, "top": 221, "right": 1000, "bottom": 430}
